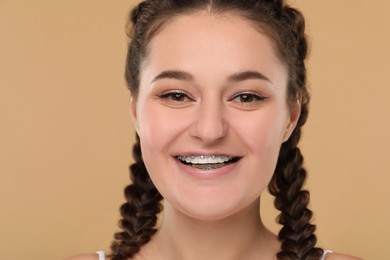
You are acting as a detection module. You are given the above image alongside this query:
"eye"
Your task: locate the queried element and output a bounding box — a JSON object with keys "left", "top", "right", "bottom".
{"left": 230, "top": 93, "right": 267, "bottom": 104}
{"left": 158, "top": 91, "right": 194, "bottom": 103}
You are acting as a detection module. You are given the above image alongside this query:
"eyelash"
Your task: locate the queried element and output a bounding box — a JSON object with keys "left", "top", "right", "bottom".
{"left": 157, "top": 91, "right": 267, "bottom": 105}
{"left": 158, "top": 91, "right": 193, "bottom": 102}
{"left": 230, "top": 92, "right": 268, "bottom": 103}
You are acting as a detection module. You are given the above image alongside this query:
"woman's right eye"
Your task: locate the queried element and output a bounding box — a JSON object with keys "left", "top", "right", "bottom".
{"left": 158, "top": 91, "right": 193, "bottom": 103}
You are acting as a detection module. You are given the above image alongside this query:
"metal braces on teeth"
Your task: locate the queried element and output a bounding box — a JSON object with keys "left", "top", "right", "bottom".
{"left": 177, "top": 155, "right": 234, "bottom": 164}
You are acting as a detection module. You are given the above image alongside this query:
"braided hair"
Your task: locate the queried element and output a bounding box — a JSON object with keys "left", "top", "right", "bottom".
{"left": 111, "top": 0, "right": 323, "bottom": 259}
{"left": 110, "top": 135, "right": 163, "bottom": 259}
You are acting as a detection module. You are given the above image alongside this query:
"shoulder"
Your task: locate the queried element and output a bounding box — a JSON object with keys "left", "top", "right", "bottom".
{"left": 325, "top": 252, "right": 363, "bottom": 260}
{"left": 63, "top": 254, "right": 99, "bottom": 260}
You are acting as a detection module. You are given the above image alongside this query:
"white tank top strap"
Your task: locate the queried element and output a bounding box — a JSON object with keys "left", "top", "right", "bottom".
{"left": 321, "top": 249, "right": 333, "bottom": 260}
{"left": 96, "top": 251, "right": 105, "bottom": 260}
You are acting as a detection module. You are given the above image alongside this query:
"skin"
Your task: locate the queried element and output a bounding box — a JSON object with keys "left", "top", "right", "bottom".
{"left": 65, "top": 11, "right": 361, "bottom": 260}
{"left": 133, "top": 12, "right": 297, "bottom": 225}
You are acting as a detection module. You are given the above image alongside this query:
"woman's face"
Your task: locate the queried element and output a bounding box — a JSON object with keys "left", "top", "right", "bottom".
{"left": 131, "top": 12, "right": 299, "bottom": 221}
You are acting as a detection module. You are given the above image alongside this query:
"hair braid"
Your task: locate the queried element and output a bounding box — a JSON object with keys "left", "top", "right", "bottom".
{"left": 269, "top": 127, "right": 323, "bottom": 260}
{"left": 110, "top": 135, "right": 163, "bottom": 259}
{"left": 268, "top": 5, "right": 323, "bottom": 258}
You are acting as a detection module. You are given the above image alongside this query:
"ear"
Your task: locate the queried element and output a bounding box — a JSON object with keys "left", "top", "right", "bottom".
{"left": 283, "top": 100, "right": 301, "bottom": 142}
{"left": 129, "top": 96, "right": 139, "bottom": 134}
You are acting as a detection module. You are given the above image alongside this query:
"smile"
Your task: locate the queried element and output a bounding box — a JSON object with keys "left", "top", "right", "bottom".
{"left": 176, "top": 155, "right": 241, "bottom": 170}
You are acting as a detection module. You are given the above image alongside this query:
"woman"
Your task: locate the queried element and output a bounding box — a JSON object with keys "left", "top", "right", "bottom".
{"left": 68, "top": 0, "right": 360, "bottom": 259}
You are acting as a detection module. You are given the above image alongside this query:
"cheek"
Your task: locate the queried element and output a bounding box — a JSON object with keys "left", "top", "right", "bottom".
{"left": 231, "top": 108, "right": 286, "bottom": 196}
{"left": 231, "top": 105, "right": 288, "bottom": 152}
{"left": 137, "top": 102, "right": 190, "bottom": 151}
{"left": 137, "top": 104, "right": 178, "bottom": 194}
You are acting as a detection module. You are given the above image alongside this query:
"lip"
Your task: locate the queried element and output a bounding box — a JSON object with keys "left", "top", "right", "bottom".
{"left": 172, "top": 153, "right": 242, "bottom": 179}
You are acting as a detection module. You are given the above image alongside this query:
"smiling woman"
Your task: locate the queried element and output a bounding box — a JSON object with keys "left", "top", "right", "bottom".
{"left": 64, "top": 0, "right": 361, "bottom": 260}
{"left": 132, "top": 14, "right": 296, "bottom": 230}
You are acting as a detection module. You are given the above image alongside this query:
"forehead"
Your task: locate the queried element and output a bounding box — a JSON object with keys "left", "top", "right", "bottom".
{"left": 141, "top": 12, "right": 287, "bottom": 85}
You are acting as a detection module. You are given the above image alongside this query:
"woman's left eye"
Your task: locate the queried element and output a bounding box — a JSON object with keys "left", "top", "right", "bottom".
{"left": 230, "top": 93, "right": 267, "bottom": 104}
{"left": 160, "top": 92, "right": 190, "bottom": 102}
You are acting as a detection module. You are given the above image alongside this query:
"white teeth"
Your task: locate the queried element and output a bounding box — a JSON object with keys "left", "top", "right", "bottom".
{"left": 177, "top": 155, "right": 233, "bottom": 164}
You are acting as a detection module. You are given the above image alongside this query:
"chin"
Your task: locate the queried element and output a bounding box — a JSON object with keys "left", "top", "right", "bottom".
{"left": 166, "top": 194, "right": 259, "bottom": 222}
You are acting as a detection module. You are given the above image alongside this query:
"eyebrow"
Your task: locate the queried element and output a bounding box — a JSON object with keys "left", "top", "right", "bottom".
{"left": 151, "top": 70, "right": 271, "bottom": 83}
{"left": 227, "top": 71, "right": 272, "bottom": 83}
{"left": 152, "top": 70, "right": 194, "bottom": 83}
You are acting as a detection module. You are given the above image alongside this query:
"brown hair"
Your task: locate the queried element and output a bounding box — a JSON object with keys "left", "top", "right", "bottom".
{"left": 111, "top": 0, "right": 323, "bottom": 259}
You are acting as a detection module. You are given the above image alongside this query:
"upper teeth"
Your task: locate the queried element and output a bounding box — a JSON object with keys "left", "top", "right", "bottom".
{"left": 177, "top": 155, "right": 233, "bottom": 164}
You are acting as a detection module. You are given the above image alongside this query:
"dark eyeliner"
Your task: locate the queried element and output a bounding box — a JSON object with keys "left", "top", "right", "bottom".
{"left": 231, "top": 92, "right": 268, "bottom": 102}
{"left": 157, "top": 91, "right": 193, "bottom": 102}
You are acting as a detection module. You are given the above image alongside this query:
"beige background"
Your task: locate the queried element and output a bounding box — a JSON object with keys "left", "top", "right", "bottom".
{"left": 1, "top": 0, "right": 389, "bottom": 259}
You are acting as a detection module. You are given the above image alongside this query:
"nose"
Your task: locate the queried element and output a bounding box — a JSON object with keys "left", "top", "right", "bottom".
{"left": 188, "top": 100, "right": 228, "bottom": 143}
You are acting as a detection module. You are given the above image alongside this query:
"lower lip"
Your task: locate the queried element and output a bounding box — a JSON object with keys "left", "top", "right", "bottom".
{"left": 174, "top": 158, "right": 240, "bottom": 179}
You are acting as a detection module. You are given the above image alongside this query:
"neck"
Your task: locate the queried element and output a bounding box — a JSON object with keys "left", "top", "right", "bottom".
{"left": 147, "top": 198, "right": 279, "bottom": 260}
